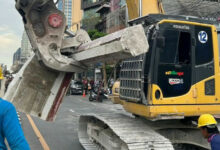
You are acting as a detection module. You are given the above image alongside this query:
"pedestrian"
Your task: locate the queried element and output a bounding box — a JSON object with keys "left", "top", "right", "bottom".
{"left": 109, "top": 78, "right": 114, "bottom": 94}
{"left": 0, "top": 97, "right": 30, "bottom": 150}
{"left": 4, "top": 75, "right": 13, "bottom": 93}
{"left": 82, "top": 78, "right": 88, "bottom": 94}
{"left": 90, "top": 79, "right": 94, "bottom": 90}
{"left": 198, "top": 114, "right": 220, "bottom": 150}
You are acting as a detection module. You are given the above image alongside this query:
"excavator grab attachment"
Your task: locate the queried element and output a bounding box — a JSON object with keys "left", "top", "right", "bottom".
{"left": 5, "top": 0, "right": 149, "bottom": 121}
{"left": 15, "top": 0, "right": 89, "bottom": 72}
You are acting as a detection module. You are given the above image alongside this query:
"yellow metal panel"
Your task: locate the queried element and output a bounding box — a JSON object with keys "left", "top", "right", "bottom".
{"left": 126, "top": 0, "right": 163, "bottom": 20}
{"left": 152, "top": 76, "right": 220, "bottom": 105}
{"left": 159, "top": 19, "right": 215, "bottom": 27}
{"left": 122, "top": 101, "right": 220, "bottom": 119}
{"left": 112, "top": 81, "right": 120, "bottom": 96}
{"left": 71, "top": 0, "right": 83, "bottom": 32}
{"left": 0, "top": 66, "right": 3, "bottom": 80}
{"left": 110, "top": 96, "right": 123, "bottom": 104}
{"left": 151, "top": 74, "right": 220, "bottom": 105}
{"left": 195, "top": 76, "right": 219, "bottom": 104}
{"left": 152, "top": 84, "right": 197, "bottom": 104}
{"left": 212, "top": 26, "right": 220, "bottom": 75}
{"left": 216, "top": 72, "right": 220, "bottom": 102}
{"left": 126, "top": 0, "right": 139, "bottom": 20}
{"left": 142, "top": 0, "right": 161, "bottom": 16}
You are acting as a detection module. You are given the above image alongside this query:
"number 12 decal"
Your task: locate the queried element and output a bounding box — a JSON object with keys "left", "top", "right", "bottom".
{"left": 198, "top": 31, "right": 208, "bottom": 44}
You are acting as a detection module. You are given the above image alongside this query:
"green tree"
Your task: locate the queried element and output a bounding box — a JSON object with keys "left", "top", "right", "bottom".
{"left": 88, "top": 29, "right": 107, "bottom": 40}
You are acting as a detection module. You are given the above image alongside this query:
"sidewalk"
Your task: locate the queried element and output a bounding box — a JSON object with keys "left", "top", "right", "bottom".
{"left": 0, "top": 79, "right": 5, "bottom": 98}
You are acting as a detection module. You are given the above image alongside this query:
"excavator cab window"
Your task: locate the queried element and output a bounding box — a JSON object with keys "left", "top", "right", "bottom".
{"left": 194, "top": 26, "right": 214, "bottom": 83}
{"left": 156, "top": 28, "right": 192, "bottom": 98}
{"left": 159, "top": 30, "right": 179, "bottom": 64}
{"left": 178, "top": 32, "right": 191, "bottom": 65}
{"left": 159, "top": 30, "right": 191, "bottom": 65}
{"left": 195, "top": 27, "right": 213, "bottom": 65}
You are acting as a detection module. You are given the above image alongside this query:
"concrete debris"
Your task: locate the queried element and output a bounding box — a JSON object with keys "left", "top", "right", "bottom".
{"left": 4, "top": 55, "right": 72, "bottom": 121}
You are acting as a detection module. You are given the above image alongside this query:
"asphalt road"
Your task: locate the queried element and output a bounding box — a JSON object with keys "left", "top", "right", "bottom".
{"left": 21, "top": 95, "right": 124, "bottom": 150}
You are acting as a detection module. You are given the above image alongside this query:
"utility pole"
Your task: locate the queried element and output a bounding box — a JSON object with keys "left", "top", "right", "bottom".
{"left": 102, "top": 63, "right": 108, "bottom": 89}
{"left": 139, "top": 0, "right": 142, "bottom": 17}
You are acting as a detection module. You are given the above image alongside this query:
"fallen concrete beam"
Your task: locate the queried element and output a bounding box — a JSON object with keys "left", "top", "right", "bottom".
{"left": 4, "top": 25, "right": 149, "bottom": 122}
{"left": 75, "top": 24, "right": 149, "bottom": 65}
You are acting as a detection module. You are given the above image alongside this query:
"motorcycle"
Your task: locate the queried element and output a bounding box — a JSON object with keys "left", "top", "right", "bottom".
{"left": 89, "top": 83, "right": 108, "bottom": 102}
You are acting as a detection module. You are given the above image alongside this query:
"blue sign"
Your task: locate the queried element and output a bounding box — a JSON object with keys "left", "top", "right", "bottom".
{"left": 198, "top": 31, "right": 208, "bottom": 44}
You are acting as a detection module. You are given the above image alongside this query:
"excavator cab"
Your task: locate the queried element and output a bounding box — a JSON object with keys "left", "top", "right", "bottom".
{"left": 120, "top": 14, "right": 220, "bottom": 119}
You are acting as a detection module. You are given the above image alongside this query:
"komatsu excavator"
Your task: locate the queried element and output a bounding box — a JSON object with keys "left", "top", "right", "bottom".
{"left": 4, "top": 0, "right": 220, "bottom": 149}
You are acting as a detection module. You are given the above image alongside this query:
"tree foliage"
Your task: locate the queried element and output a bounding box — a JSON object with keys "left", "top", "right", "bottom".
{"left": 88, "top": 29, "right": 107, "bottom": 40}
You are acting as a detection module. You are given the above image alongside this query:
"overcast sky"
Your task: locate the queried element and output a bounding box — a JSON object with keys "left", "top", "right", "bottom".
{"left": 0, "top": 1, "right": 23, "bottom": 69}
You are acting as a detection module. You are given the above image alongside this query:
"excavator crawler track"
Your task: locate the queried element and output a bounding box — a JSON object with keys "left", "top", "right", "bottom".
{"left": 78, "top": 113, "right": 174, "bottom": 150}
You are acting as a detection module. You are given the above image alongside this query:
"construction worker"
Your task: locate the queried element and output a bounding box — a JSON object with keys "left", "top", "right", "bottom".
{"left": 198, "top": 114, "right": 220, "bottom": 150}
{"left": 0, "top": 98, "right": 30, "bottom": 150}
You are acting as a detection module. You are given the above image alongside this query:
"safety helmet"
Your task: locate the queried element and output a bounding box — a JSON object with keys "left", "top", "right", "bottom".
{"left": 198, "top": 114, "right": 217, "bottom": 128}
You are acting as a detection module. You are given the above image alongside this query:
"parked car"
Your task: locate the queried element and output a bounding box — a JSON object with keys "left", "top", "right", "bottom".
{"left": 70, "top": 80, "right": 83, "bottom": 95}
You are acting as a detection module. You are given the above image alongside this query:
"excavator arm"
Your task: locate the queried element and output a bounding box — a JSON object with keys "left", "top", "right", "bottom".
{"left": 4, "top": 0, "right": 149, "bottom": 121}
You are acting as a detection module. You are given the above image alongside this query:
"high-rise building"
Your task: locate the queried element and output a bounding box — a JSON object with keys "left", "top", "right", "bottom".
{"left": 13, "top": 48, "right": 21, "bottom": 65}
{"left": 20, "top": 31, "right": 32, "bottom": 64}
{"left": 11, "top": 48, "right": 23, "bottom": 73}
{"left": 58, "top": 0, "right": 83, "bottom": 31}
{"left": 11, "top": 31, "right": 32, "bottom": 72}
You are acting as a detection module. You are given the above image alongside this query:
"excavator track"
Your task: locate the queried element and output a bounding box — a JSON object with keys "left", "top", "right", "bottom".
{"left": 78, "top": 113, "right": 174, "bottom": 150}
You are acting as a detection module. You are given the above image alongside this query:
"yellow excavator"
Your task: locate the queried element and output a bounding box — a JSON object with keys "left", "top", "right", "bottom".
{"left": 81, "top": 16, "right": 220, "bottom": 150}
{"left": 79, "top": 1, "right": 220, "bottom": 150}
{"left": 5, "top": 0, "right": 220, "bottom": 149}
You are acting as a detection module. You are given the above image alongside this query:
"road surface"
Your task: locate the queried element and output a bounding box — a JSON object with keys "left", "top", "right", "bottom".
{"left": 21, "top": 95, "right": 124, "bottom": 150}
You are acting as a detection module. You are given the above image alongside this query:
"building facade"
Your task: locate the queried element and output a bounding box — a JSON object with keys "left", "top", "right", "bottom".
{"left": 58, "top": 0, "right": 83, "bottom": 31}
{"left": 81, "top": 0, "right": 104, "bottom": 30}
{"left": 11, "top": 48, "right": 23, "bottom": 73}
{"left": 95, "top": 0, "right": 127, "bottom": 33}
{"left": 20, "top": 31, "right": 32, "bottom": 64}
{"left": 13, "top": 48, "right": 21, "bottom": 65}
{"left": 11, "top": 31, "right": 32, "bottom": 73}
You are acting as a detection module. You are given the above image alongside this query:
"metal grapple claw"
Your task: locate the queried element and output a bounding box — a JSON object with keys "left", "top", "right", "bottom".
{"left": 15, "top": 0, "right": 87, "bottom": 72}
